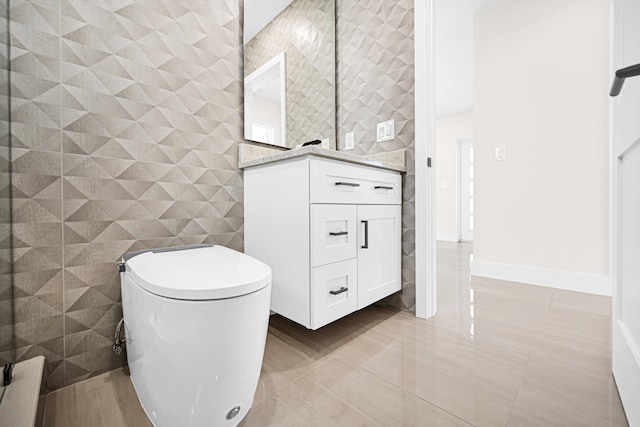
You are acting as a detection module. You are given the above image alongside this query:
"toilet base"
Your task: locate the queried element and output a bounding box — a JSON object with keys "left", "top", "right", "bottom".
{"left": 122, "top": 277, "right": 271, "bottom": 427}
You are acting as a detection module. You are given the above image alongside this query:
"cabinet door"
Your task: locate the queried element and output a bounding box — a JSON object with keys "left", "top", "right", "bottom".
{"left": 311, "top": 259, "right": 358, "bottom": 329}
{"left": 311, "top": 204, "right": 357, "bottom": 267}
{"left": 357, "top": 205, "right": 402, "bottom": 309}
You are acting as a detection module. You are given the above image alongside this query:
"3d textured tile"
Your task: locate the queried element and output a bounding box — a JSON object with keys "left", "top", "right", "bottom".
{"left": 9, "top": 0, "right": 416, "bottom": 391}
{"left": 10, "top": 0, "right": 65, "bottom": 386}
{"left": 10, "top": 0, "right": 243, "bottom": 390}
{"left": 0, "top": 0, "right": 11, "bottom": 366}
{"left": 336, "top": 0, "right": 415, "bottom": 156}
{"left": 244, "top": 0, "right": 336, "bottom": 148}
{"left": 15, "top": 337, "right": 65, "bottom": 389}
{"left": 11, "top": 148, "right": 64, "bottom": 385}
{"left": 10, "top": 0, "right": 61, "bottom": 153}
{"left": 336, "top": 0, "right": 415, "bottom": 312}
{"left": 64, "top": 324, "right": 123, "bottom": 386}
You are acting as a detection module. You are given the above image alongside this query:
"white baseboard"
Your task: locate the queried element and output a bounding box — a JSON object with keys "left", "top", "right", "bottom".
{"left": 470, "top": 260, "right": 611, "bottom": 296}
{"left": 436, "top": 233, "right": 459, "bottom": 242}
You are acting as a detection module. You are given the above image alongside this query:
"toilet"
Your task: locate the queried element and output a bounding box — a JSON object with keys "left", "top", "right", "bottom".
{"left": 119, "top": 244, "right": 272, "bottom": 427}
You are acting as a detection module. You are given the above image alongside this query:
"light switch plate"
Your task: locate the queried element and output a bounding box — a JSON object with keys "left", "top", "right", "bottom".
{"left": 345, "top": 131, "right": 355, "bottom": 150}
{"left": 377, "top": 119, "right": 395, "bottom": 142}
{"left": 495, "top": 146, "right": 506, "bottom": 161}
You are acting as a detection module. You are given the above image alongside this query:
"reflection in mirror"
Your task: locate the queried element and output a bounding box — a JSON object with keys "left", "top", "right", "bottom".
{"left": 244, "top": 0, "right": 336, "bottom": 149}
{"left": 244, "top": 52, "right": 286, "bottom": 147}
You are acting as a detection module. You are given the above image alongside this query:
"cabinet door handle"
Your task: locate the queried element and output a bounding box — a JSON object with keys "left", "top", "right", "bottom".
{"left": 335, "top": 182, "right": 360, "bottom": 187}
{"left": 374, "top": 185, "right": 393, "bottom": 190}
{"left": 361, "top": 220, "right": 369, "bottom": 249}
{"left": 329, "top": 287, "right": 348, "bottom": 295}
{"left": 329, "top": 231, "right": 348, "bottom": 236}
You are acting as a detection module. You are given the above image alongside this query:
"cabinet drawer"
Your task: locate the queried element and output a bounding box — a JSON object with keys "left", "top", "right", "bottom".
{"left": 310, "top": 158, "right": 401, "bottom": 205}
{"left": 311, "top": 259, "right": 358, "bottom": 329}
{"left": 311, "top": 204, "right": 357, "bottom": 267}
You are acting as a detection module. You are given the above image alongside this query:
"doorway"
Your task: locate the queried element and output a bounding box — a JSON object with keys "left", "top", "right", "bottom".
{"left": 459, "top": 138, "right": 473, "bottom": 242}
{"left": 416, "top": 0, "right": 612, "bottom": 316}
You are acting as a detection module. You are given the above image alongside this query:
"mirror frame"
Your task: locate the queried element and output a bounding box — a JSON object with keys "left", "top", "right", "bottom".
{"left": 244, "top": 52, "right": 287, "bottom": 147}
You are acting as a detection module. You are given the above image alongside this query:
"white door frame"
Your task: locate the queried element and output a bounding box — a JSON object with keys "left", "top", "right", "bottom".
{"left": 414, "top": 0, "right": 437, "bottom": 319}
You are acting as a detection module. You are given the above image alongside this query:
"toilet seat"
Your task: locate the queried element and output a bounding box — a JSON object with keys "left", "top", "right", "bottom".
{"left": 124, "top": 245, "right": 271, "bottom": 300}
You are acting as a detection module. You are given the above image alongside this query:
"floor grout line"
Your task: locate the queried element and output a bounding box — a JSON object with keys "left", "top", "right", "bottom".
{"left": 358, "top": 364, "right": 480, "bottom": 427}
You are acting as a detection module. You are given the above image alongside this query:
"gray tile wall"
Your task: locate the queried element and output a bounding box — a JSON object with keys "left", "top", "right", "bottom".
{"left": 244, "top": 0, "right": 336, "bottom": 148}
{"left": 336, "top": 0, "right": 415, "bottom": 312}
{"left": 10, "top": 0, "right": 243, "bottom": 390}
{"left": 10, "top": 0, "right": 416, "bottom": 390}
{"left": 0, "top": 0, "right": 11, "bottom": 366}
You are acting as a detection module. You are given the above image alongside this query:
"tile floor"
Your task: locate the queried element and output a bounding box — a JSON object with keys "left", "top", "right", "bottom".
{"left": 43, "top": 242, "right": 629, "bottom": 426}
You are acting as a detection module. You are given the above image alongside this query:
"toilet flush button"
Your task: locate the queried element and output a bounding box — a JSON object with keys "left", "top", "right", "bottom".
{"left": 226, "top": 406, "right": 241, "bottom": 420}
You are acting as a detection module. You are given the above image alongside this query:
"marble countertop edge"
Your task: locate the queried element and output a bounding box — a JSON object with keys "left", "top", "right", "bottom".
{"left": 238, "top": 145, "right": 407, "bottom": 173}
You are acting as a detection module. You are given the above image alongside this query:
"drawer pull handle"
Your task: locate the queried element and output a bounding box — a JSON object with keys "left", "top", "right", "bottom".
{"left": 329, "top": 231, "right": 348, "bottom": 236}
{"left": 330, "top": 287, "right": 348, "bottom": 295}
{"left": 374, "top": 185, "right": 393, "bottom": 190}
{"left": 335, "top": 182, "right": 360, "bottom": 187}
{"left": 361, "top": 220, "right": 369, "bottom": 249}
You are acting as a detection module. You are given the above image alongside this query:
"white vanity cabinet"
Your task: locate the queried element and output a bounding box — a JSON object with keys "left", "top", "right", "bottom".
{"left": 244, "top": 155, "right": 402, "bottom": 329}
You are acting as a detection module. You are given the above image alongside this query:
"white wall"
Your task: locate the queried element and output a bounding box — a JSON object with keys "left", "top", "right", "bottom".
{"left": 472, "top": 0, "right": 610, "bottom": 293}
{"left": 435, "top": 0, "right": 474, "bottom": 117}
{"left": 436, "top": 112, "right": 473, "bottom": 241}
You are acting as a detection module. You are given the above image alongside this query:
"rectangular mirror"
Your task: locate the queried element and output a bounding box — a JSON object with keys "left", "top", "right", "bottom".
{"left": 244, "top": 0, "right": 336, "bottom": 149}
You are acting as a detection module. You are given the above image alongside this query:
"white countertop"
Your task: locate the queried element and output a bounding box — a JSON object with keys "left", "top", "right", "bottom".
{"left": 238, "top": 145, "right": 407, "bottom": 173}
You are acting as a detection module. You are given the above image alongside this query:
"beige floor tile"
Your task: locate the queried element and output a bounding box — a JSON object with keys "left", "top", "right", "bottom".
{"left": 309, "top": 358, "right": 474, "bottom": 427}
{"left": 253, "top": 332, "right": 325, "bottom": 405}
{"left": 472, "top": 276, "right": 556, "bottom": 306}
{"left": 436, "top": 241, "right": 473, "bottom": 270}
{"left": 268, "top": 311, "right": 393, "bottom": 360}
{"left": 506, "top": 348, "right": 626, "bottom": 427}
{"left": 352, "top": 325, "right": 528, "bottom": 427}
{"left": 44, "top": 368, "right": 151, "bottom": 427}
{"left": 507, "top": 371, "right": 627, "bottom": 427}
{"left": 550, "top": 288, "right": 612, "bottom": 316}
{"left": 42, "top": 243, "right": 628, "bottom": 427}
{"left": 240, "top": 375, "right": 380, "bottom": 427}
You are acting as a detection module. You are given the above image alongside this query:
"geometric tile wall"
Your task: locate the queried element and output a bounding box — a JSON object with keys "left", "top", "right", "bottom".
{"left": 8, "top": 0, "right": 415, "bottom": 391}
{"left": 0, "top": 0, "right": 11, "bottom": 367}
{"left": 244, "top": 0, "right": 336, "bottom": 148}
{"left": 10, "top": 0, "right": 243, "bottom": 391}
{"left": 336, "top": 0, "right": 416, "bottom": 312}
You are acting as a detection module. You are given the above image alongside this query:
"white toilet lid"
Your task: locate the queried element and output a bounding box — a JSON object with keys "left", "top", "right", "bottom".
{"left": 124, "top": 245, "right": 272, "bottom": 300}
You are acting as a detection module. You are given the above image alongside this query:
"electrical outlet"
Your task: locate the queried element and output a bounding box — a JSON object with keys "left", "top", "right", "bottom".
{"left": 377, "top": 119, "right": 395, "bottom": 142}
{"left": 345, "top": 132, "right": 355, "bottom": 150}
{"left": 495, "top": 146, "right": 506, "bottom": 161}
{"left": 442, "top": 181, "right": 449, "bottom": 188}
{"left": 321, "top": 138, "right": 330, "bottom": 149}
